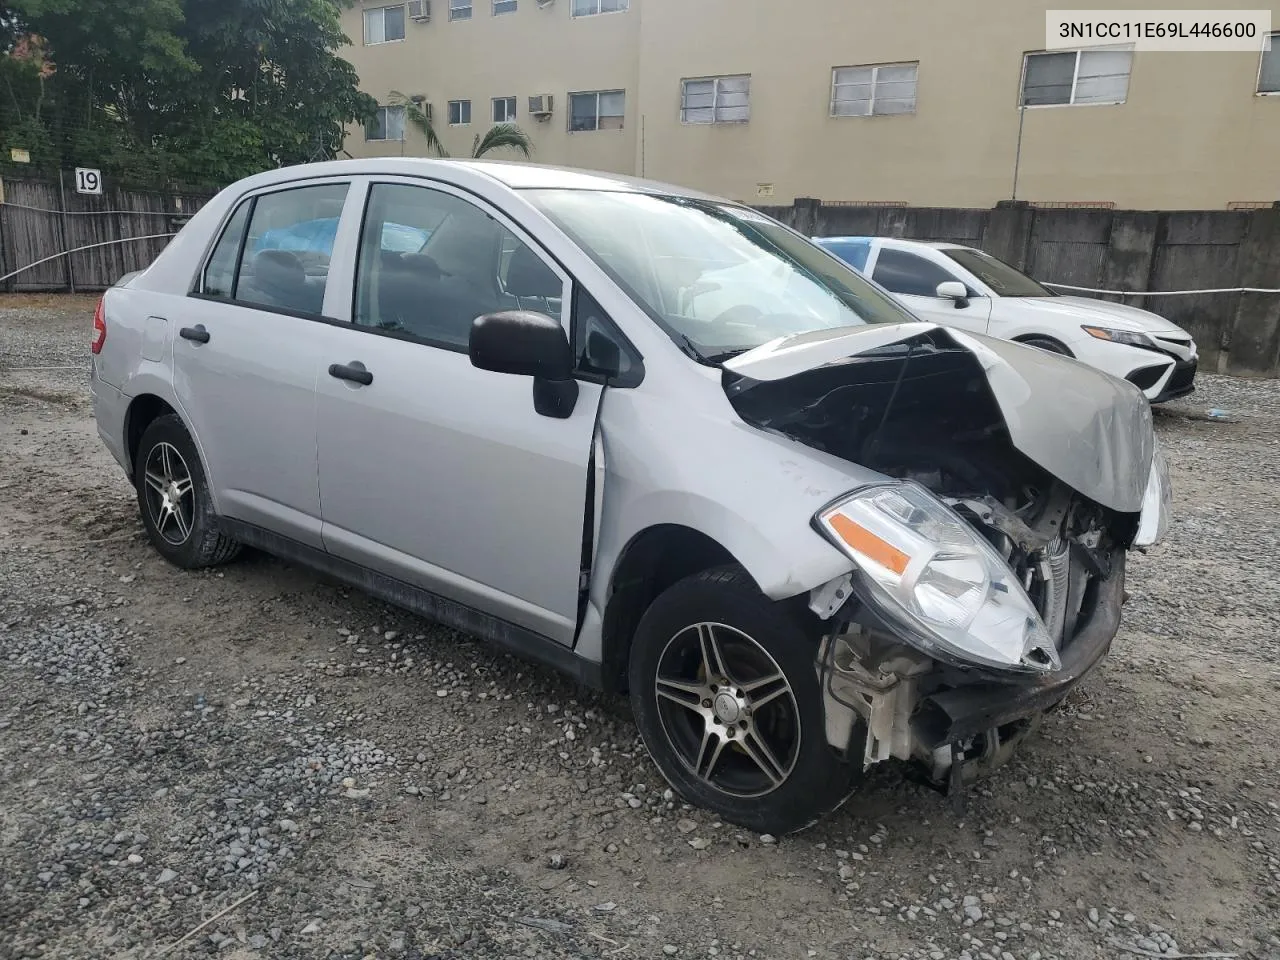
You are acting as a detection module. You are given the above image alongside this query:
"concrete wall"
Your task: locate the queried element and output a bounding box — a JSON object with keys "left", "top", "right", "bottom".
{"left": 340, "top": 0, "right": 1280, "bottom": 209}
{"left": 763, "top": 199, "right": 1280, "bottom": 376}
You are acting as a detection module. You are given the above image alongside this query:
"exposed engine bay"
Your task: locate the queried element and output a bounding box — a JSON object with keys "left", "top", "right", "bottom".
{"left": 724, "top": 330, "right": 1139, "bottom": 790}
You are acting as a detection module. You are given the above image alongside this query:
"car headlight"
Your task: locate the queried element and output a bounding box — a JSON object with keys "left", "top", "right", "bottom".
{"left": 1134, "top": 436, "right": 1172, "bottom": 547}
{"left": 1082, "top": 325, "right": 1155, "bottom": 349}
{"left": 813, "top": 482, "right": 1059, "bottom": 674}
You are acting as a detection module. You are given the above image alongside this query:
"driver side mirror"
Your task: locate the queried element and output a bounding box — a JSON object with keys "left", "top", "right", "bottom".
{"left": 936, "top": 280, "right": 971, "bottom": 309}
{"left": 469, "top": 310, "right": 578, "bottom": 419}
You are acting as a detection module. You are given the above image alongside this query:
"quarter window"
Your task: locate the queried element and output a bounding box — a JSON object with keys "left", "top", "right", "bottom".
{"left": 493, "top": 96, "right": 517, "bottom": 122}
{"left": 571, "top": 0, "right": 627, "bottom": 14}
{"left": 493, "top": 0, "right": 516, "bottom": 13}
{"left": 831, "top": 62, "right": 918, "bottom": 116}
{"left": 871, "top": 248, "right": 962, "bottom": 298}
{"left": 680, "top": 75, "right": 750, "bottom": 124}
{"left": 364, "top": 4, "right": 406, "bottom": 44}
{"left": 569, "top": 90, "right": 625, "bottom": 131}
{"left": 449, "top": 0, "right": 472, "bottom": 20}
{"left": 205, "top": 184, "right": 349, "bottom": 316}
{"left": 366, "top": 105, "right": 407, "bottom": 141}
{"left": 202, "top": 202, "right": 252, "bottom": 299}
{"left": 355, "top": 183, "right": 564, "bottom": 350}
{"left": 1021, "top": 48, "right": 1133, "bottom": 105}
{"left": 448, "top": 99, "right": 472, "bottom": 125}
{"left": 1260, "top": 32, "right": 1280, "bottom": 93}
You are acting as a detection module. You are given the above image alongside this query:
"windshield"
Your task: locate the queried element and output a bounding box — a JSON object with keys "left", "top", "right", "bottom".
{"left": 941, "top": 248, "right": 1054, "bottom": 298}
{"left": 524, "top": 190, "right": 915, "bottom": 360}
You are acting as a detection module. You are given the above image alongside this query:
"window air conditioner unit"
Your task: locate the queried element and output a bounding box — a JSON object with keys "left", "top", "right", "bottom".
{"left": 408, "top": 0, "right": 431, "bottom": 20}
{"left": 536, "top": 0, "right": 555, "bottom": 7}
{"left": 528, "top": 94, "right": 554, "bottom": 118}
{"left": 409, "top": 95, "right": 432, "bottom": 120}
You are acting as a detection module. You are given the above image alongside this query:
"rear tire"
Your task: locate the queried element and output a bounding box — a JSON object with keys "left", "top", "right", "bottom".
{"left": 628, "top": 565, "right": 858, "bottom": 834}
{"left": 134, "top": 414, "right": 241, "bottom": 569}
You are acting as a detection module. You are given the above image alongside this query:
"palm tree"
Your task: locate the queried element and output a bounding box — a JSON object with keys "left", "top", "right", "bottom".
{"left": 469, "top": 122, "right": 533, "bottom": 159}
{"left": 388, "top": 90, "right": 444, "bottom": 156}
{"left": 389, "top": 91, "right": 533, "bottom": 160}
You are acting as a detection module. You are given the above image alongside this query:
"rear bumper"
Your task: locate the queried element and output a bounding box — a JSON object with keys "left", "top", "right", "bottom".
{"left": 90, "top": 369, "right": 130, "bottom": 476}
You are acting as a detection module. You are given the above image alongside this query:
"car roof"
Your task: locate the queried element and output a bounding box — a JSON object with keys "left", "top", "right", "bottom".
{"left": 226, "top": 157, "right": 723, "bottom": 201}
{"left": 816, "top": 235, "right": 974, "bottom": 252}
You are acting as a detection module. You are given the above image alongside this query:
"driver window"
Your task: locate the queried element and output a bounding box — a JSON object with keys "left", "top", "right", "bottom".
{"left": 871, "top": 248, "right": 960, "bottom": 298}
{"left": 354, "top": 183, "right": 565, "bottom": 350}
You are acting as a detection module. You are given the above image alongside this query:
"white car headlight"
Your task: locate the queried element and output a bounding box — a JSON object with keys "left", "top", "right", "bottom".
{"left": 1134, "top": 437, "right": 1172, "bottom": 547}
{"left": 1082, "top": 325, "right": 1155, "bottom": 349}
{"left": 814, "top": 482, "right": 1059, "bottom": 674}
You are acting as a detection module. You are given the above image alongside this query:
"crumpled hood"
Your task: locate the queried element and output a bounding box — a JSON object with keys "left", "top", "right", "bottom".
{"left": 1015, "top": 295, "right": 1191, "bottom": 337}
{"left": 724, "top": 323, "right": 1155, "bottom": 513}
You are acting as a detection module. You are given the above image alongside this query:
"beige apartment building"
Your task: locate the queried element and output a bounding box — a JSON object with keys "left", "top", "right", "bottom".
{"left": 340, "top": 0, "right": 1280, "bottom": 210}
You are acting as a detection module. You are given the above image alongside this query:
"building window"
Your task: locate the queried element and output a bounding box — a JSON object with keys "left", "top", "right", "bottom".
{"left": 680, "top": 75, "right": 750, "bottom": 124}
{"left": 569, "top": 90, "right": 625, "bottom": 131}
{"left": 831, "top": 62, "right": 918, "bottom": 116}
{"left": 572, "top": 0, "right": 627, "bottom": 15}
{"left": 448, "top": 99, "right": 472, "bottom": 125}
{"left": 493, "top": 96, "right": 517, "bottom": 122}
{"left": 493, "top": 0, "right": 516, "bottom": 13}
{"left": 364, "top": 4, "right": 407, "bottom": 44}
{"left": 1260, "top": 32, "right": 1280, "bottom": 93}
{"left": 1021, "top": 48, "right": 1133, "bottom": 106}
{"left": 449, "top": 0, "right": 472, "bottom": 20}
{"left": 366, "top": 105, "right": 407, "bottom": 141}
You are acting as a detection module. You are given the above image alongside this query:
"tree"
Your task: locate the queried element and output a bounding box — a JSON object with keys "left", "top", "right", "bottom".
{"left": 0, "top": 0, "right": 376, "bottom": 184}
{"left": 394, "top": 90, "right": 533, "bottom": 160}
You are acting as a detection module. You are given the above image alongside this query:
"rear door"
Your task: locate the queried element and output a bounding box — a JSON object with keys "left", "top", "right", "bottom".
{"left": 312, "top": 178, "right": 602, "bottom": 645}
{"left": 868, "top": 245, "right": 992, "bottom": 333}
{"left": 172, "top": 179, "right": 358, "bottom": 548}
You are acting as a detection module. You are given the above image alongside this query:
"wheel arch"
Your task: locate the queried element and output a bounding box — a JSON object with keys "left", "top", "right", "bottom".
{"left": 1012, "top": 333, "right": 1076, "bottom": 358}
{"left": 123, "top": 393, "right": 181, "bottom": 477}
{"left": 597, "top": 524, "right": 747, "bottom": 694}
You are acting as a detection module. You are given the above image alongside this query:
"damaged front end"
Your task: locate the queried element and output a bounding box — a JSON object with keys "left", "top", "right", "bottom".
{"left": 723, "top": 324, "right": 1170, "bottom": 792}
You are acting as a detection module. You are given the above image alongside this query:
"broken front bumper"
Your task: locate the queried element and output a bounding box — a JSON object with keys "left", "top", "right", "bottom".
{"left": 816, "top": 551, "right": 1125, "bottom": 787}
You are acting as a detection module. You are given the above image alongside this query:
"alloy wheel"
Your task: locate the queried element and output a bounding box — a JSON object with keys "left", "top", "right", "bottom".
{"left": 653, "top": 622, "right": 801, "bottom": 798}
{"left": 142, "top": 441, "right": 195, "bottom": 546}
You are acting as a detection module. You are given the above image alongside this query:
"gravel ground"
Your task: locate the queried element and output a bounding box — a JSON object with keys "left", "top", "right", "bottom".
{"left": 2, "top": 294, "right": 1279, "bottom": 960}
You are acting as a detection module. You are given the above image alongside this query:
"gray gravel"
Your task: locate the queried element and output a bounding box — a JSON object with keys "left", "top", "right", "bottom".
{"left": 2, "top": 295, "right": 1279, "bottom": 960}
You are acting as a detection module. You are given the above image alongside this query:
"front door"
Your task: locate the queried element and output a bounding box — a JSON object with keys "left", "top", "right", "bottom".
{"left": 869, "top": 246, "right": 992, "bottom": 334}
{"left": 172, "top": 180, "right": 353, "bottom": 549}
{"left": 313, "top": 180, "right": 601, "bottom": 645}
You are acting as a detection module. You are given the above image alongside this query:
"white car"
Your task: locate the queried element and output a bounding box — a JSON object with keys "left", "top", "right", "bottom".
{"left": 813, "top": 236, "right": 1198, "bottom": 403}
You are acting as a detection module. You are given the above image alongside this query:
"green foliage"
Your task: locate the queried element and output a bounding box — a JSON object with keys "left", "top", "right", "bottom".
{"left": 389, "top": 90, "right": 444, "bottom": 157}
{"left": 470, "top": 122, "right": 533, "bottom": 160}
{"left": 0, "top": 0, "right": 376, "bottom": 186}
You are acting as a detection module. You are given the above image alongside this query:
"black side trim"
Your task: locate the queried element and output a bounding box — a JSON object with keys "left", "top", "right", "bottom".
{"left": 220, "top": 518, "right": 604, "bottom": 690}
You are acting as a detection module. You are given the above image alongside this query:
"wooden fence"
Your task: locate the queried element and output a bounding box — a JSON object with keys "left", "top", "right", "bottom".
{"left": 0, "top": 173, "right": 217, "bottom": 292}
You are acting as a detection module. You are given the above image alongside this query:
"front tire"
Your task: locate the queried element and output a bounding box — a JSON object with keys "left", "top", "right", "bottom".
{"left": 628, "top": 566, "right": 858, "bottom": 834}
{"left": 134, "top": 414, "right": 241, "bottom": 569}
{"left": 1017, "top": 335, "right": 1073, "bottom": 357}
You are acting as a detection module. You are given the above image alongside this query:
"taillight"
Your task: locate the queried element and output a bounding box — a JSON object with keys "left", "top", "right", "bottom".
{"left": 91, "top": 297, "right": 106, "bottom": 355}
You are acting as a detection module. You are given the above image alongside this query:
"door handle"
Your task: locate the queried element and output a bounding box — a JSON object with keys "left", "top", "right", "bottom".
{"left": 179, "top": 325, "right": 210, "bottom": 344}
{"left": 328, "top": 362, "right": 373, "bottom": 386}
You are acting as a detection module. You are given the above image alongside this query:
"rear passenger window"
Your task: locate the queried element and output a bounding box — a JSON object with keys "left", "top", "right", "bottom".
{"left": 871, "top": 248, "right": 960, "bottom": 298}
{"left": 355, "top": 183, "right": 564, "bottom": 349}
{"left": 227, "top": 184, "right": 349, "bottom": 315}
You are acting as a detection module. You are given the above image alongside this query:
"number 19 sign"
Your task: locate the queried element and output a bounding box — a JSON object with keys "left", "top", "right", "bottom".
{"left": 75, "top": 167, "right": 103, "bottom": 195}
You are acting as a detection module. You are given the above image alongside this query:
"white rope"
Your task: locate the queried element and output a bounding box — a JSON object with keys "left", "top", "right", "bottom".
{"left": 1044, "top": 281, "right": 1280, "bottom": 297}
{"left": 0, "top": 233, "right": 176, "bottom": 284}
{"left": 0, "top": 200, "right": 186, "bottom": 217}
